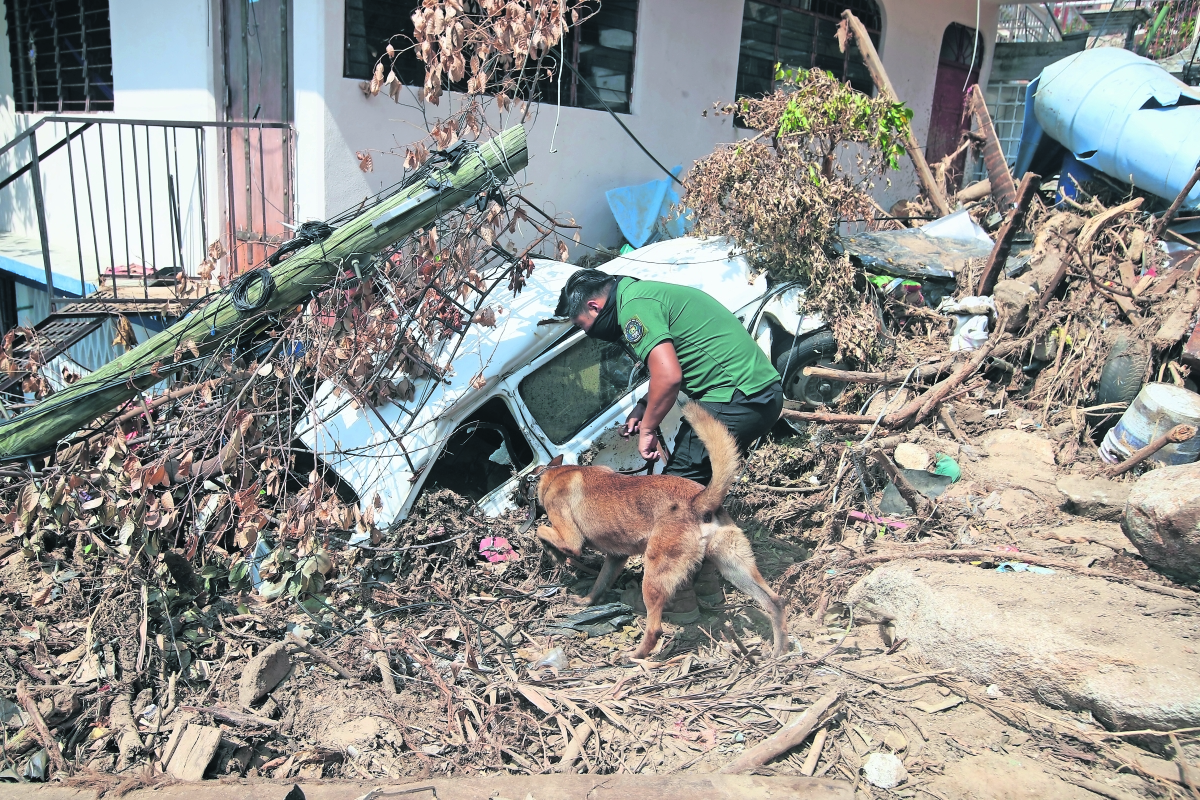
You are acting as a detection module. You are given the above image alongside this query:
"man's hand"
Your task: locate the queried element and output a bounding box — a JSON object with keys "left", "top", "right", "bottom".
{"left": 638, "top": 428, "right": 660, "bottom": 461}
{"left": 622, "top": 401, "right": 645, "bottom": 438}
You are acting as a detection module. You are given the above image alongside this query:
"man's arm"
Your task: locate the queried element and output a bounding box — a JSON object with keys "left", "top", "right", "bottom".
{"left": 623, "top": 341, "right": 682, "bottom": 461}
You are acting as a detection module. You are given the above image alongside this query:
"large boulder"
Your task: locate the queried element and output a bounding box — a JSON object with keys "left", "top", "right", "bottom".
{"left": 847, "top": 560, "right": 1200, "bottom": 731}
{"left": 1124, "top": 462, "right": 1200, "bottom": 582}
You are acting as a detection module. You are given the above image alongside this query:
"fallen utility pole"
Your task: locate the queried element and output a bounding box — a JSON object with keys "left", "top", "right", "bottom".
{"left": 0, "top": 126, "right": 529, "bottom": 461}
{"left": 839, "top": 10, "right": 951, "bottom": 217}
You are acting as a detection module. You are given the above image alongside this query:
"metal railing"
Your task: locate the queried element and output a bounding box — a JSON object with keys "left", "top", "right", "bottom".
{"left": 0, "top": 115, "right": 293, "bottom": 305}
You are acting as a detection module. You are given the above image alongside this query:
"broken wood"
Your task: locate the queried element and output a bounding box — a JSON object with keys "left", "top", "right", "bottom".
{"left": 1163, "top": 227, "right": 1200, "bottom": 251}
{"left": 1152, "top": 161, "right": 1200, "bottom": 240}
{"left": 966, "top": 86, "right": 1018, "bottom": 209}
{"left": 1154, "top": 288, "right": 1200, "bottom": 350}
{"left": 719, "top": 689, "right": 842, "bottom": 773}
{"left": 839, "top": 11, "right": 950, "bottom": 216}
{"left": 179, "top": 704, "right": 279, "bottom": 728}
{"left": 376, "top": 650, "right": 397, "bottom": 695}
{"left": 799, "top": 727, "right": 828, "bottom": 776}
{"left": 1103, "top": 424, "right": 1197, "bottom": 477}
{"left": 288, "top": 633, "right": 359, "bottom": 681}
{"left": 555, "top": 720, "right": 594, "bottom": 773}
{"left": 956, "top": 178, "right": 993, "bottom": 204}
{"left": 1035, "top": 236, "right": 1076, "bottom": 315}
{"left": 913, "top": 332, "right": 1006, "bottom": 424}
{"left": 976, "top": 173, "right": 1039, "bottom": 297}
{"left": 16, "top": 680, "right": 67, "bottom": 775}
{"left": 165, "top": 723, "right": 223, "bottom": 781}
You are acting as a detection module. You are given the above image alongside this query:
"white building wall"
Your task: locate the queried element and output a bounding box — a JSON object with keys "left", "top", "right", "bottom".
{"left": 294, "top": 0, "right": 1001, "bottom": 247}
{"left": 0, "top": 0, "right": 1003, "bottom": 285}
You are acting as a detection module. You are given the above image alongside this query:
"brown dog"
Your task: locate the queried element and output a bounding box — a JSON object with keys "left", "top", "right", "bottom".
{"left": 532, "top": 402, "right": 787, "bottom": 660}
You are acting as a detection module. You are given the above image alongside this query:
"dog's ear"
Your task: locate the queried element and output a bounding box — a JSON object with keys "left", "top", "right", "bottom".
{"left": 548, "top": 454, "right": 564, "bottom": 467}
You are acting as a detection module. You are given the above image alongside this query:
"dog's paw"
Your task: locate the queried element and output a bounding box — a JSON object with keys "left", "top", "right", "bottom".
{"left": 568, "top": 594, "right": 593, "bottom": 607}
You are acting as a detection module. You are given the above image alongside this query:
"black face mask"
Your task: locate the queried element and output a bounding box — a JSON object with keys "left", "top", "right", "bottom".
{"left": 585, "top": 278, "right": 626, "bottom": 342}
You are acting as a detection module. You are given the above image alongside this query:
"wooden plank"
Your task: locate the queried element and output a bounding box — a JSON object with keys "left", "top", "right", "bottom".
{"left": 967, "top": 86, "right": 1018, "bottom": 209}
{"left": 166, "top": 723, "right": 223, "bottom": 781}
{"left": 976, "top": 172, "right": 1040, "bottom": 297}
{"left": 1154, "top": 288, "right": 1200, "bottom": 350}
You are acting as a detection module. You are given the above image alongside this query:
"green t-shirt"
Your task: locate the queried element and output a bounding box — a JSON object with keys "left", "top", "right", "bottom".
{"left": 615, "top": 278, "right": 780, "bottom": 403}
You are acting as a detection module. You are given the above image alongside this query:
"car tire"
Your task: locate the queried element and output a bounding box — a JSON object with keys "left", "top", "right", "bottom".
{"left": 776, "top": 330, "right": 848, "bottom": 408}
{"left": 1095, "top": 335, "right": 1150, "bottom": 407}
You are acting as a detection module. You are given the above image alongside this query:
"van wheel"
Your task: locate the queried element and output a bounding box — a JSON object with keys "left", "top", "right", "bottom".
{"left": 776, "top": 330, "right": 848, "bottom": 408}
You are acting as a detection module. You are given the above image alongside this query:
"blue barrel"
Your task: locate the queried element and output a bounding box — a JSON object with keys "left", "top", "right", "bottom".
{"left": 1100, "top": 382, "right": 1200, "bottom": 466}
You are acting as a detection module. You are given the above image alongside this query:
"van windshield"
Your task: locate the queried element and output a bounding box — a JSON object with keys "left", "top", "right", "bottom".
{"left": 518, "top": 335, "right": 640, "bottom": 445}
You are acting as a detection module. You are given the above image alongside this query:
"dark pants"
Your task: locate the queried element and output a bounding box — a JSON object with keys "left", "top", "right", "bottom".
{"left": 663, "top": 383, "right": 784, "bottom": 484}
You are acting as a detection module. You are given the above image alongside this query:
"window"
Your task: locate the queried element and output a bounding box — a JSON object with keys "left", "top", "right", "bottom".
{"left": 422, "top": 398, "right": 535, "bottom": 502}
{"left": 519, "top": 335, "right": 640, "bottom": 445}
{"left": 4, "top": 0, "right": 114, "bottom": 113}
{"left": 735, "top": 0, "right": 881, "bottom": 101}
{"left": 344, "top": 0, "right": 639, "bottom": 114}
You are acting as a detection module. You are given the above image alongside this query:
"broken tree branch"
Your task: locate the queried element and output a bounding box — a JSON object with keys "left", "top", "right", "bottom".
{"left": 719, "top": 689, "right": 842, "bottom": 773}
{"left": 839, "top": 11, "right": 949, "bottom": 216}
{"left": 977, "top": 173, "right": 1040, "bottom": 297}
{"left": 287, "top": 633, "right": 359, "bottom": 681}
{"left": 16, "top": 680, "right": 67, "bottom": 775}
{"left": 1152, "top": 162, "right": 1200, "bottom": 240}
{"left": 1104, "top": 424, "right": 1197, "bottom": 477}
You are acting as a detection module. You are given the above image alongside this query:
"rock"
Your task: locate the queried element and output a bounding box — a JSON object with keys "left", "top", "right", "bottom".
{"left": 1057, "top": 475, "right": 1130, "bottom": 521}
{"left": 971, "top": 430, "right": 1059, "bottom": 501}
{"left": 993, "top": 280, "right": 1038, "bottom": 332}
{"left": 882, "top": 730, "right": 908, "bottom": 752}
{"left": 238, "top": 642, "right": 292, "bottom": 709}
{"left": 847, "top": 560, "right": 1200, "bottom": 731}
{"left": 862, "top": 752, "right": 908, "bottom": 788}
{"left": 893, "top": 443, "right": 930, "bottom": 470}
{"left": 1125, "top": 462, "right": 1200, "bottom": 581}
{"left": 930, "top": 752, "right": 1112, "bottom": 799}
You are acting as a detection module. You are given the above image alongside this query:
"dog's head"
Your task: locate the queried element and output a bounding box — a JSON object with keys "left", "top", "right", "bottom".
{"left": 518, "top": 454, "right": 564, "bottom": 510}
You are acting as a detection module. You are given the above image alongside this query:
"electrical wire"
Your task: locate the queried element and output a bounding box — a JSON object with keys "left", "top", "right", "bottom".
{"left": 561, "top": 58, "right": 684, "bottom": 189}
{"left": 228, "top": 268, "right": 276, "bottom": 315}
{"left": 268, "top": 220, "right": 334, "bottom": 266}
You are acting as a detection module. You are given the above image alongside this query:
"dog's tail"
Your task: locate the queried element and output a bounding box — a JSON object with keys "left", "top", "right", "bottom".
{"left": 683, "top": 402, "right": 740, "bottom": 516}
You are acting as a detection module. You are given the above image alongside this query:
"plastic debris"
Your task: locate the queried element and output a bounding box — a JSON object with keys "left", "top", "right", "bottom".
{"left": 479, "top": 536, "right": 520, "bottom": 563}
{"left": 530, "top": 647, "right": 568, "bottom": 672}
{"left": 996, "top": 562, "right": 1055, "bottom": 575}
{"left": 932, "top": 453, "right": 961, "bottom": 482}
{"left": 862, "top": 751, "right": 909, "bottom": 788}
{"left": 949, "top": 314, "right": 990, "bottom": 352}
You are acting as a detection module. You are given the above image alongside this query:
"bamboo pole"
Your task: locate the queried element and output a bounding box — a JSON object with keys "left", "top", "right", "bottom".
{"left": 839, "top": 11, "right": 951, "bottom": 217}
{"left": 0, "top": 126, "right": 529, "bottom": 460}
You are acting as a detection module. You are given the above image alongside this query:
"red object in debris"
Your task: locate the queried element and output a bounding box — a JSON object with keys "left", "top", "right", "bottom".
{"left": 1182, "top": 319, "right": 1200, "bottom": 369}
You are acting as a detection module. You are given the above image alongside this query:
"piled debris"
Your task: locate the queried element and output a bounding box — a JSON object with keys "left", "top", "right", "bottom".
{"left": 2, "top": 17, "right": 1200, "bottom": 800}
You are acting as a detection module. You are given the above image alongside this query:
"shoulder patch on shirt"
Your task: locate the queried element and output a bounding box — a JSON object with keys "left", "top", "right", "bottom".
{"left": 623, "top": 317, "right": 645, "bottom": 344}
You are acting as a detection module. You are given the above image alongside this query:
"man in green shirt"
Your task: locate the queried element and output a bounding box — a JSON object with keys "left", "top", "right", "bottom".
{"left": 555, "top": 269, "right": 783, "bottom": 618}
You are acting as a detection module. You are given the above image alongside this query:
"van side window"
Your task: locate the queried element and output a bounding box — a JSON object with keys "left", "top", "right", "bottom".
{"left": 519, "top": 335, "right": 639, "bottom": 445}
{"left": 422, "top": 398, "right": 534, "bottom": 501}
